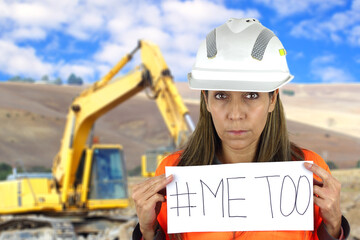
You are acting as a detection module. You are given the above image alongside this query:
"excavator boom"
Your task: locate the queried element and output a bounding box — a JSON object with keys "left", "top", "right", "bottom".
{"left": 50, "top": 40, "right": 194, "bottom": 207}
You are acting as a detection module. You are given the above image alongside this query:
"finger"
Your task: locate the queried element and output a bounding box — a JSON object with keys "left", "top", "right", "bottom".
{"left": 133, "top": 174, "right": 170, "bottom": 193}
{"left": 140, "top": 193, "right": 167, "bottom": 212}
{"left": 313, "top": 184, "right": 340, "bottom": 211}
{"left": 313, "top": 185, "right": 326, "bottom": 199}
{"left": 144, "top": 174, "right": 173, "bottom": 196}
{"left": 135, "top": 174, "right": 173, "bottom": 201}
{"left": 135, "top": 192, "right": 166, "bottom": 214}
{"left": 137, "top": 193, "right": 166, "bottom": 232}
{"left": 313, "top": 195, "right": 339, "bottom": 218}
{"left": 132, "top": 174, "right": 167, "bottom": 199}
{"left": 304, "top": 162, "right": 331, "bottom": 184}
{"left": 137, "top": 194, "right": 166, "bottom": 225}
{"left": 313, "top": 195, "right": 326, "bottom": 209}
{"left": 313, "top": 195, "right": 336, "bottom": 211}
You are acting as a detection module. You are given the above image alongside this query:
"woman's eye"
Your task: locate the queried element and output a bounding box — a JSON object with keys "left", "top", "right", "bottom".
{"left": 245, "top": 92, "right": 259, "bottom": 99}
{"left": 215, "top": 93, "right": 227, "bottom": 99}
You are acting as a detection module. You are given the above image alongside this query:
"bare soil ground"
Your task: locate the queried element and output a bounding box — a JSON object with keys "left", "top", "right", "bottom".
{"left": 332, "top": 168, "right": 360, "bottom": 239}
{"left": 281, "top": 84, "right": 360, "bottom": 139}
{"left": 0, "top": 82, "right": 359, "bottom": 170}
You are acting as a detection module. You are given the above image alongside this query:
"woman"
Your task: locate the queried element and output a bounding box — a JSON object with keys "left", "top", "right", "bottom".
{"left": 132, "top": 18, "right": 350, "bottom": 240}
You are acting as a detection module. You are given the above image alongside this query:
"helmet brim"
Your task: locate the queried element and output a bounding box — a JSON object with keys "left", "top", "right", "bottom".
{"left": 188, "top": 69, "right": 294, "bottom": 92}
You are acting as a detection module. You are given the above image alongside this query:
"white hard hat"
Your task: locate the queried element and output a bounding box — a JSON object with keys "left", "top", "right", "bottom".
{"left": 188, "top": 18, "right": 293, "bottom": 92}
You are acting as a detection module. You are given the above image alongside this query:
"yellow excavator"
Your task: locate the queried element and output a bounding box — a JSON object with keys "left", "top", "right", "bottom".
{"left": 0, "top": 40, "right": 194, "bottom": 238}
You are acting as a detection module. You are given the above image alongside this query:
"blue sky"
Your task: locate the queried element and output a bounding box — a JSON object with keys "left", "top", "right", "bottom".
{"left": 0, "top": 0, "right": 359, "bottom": 84}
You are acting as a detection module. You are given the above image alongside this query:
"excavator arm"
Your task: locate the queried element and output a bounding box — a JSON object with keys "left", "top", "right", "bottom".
{"left": 52, "top": 40, "right": 194, "bottom": 205}
{"left": 140, "top": 41, "right": 195, "bottom": 147}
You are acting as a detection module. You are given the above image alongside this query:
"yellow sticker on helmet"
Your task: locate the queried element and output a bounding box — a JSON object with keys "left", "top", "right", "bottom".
{"left": 279, "top": 49, "right": 287, "bottom": 56}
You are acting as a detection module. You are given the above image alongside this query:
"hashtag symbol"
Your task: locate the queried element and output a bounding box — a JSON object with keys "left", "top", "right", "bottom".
{"left": 170, "top": 182, "right": 197, "bottom": 216}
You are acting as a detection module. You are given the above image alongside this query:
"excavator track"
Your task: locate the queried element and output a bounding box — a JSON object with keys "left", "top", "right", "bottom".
{"left": 0, "top": 217, "right": 76, "bottom": 240}
{"left": 0, "top": 213, "right": 137, "bottom": 240}
{"left": 51, "top": 221, "right": 76, "bottom": 239}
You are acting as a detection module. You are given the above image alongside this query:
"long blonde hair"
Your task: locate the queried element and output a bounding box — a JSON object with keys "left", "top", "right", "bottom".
{"left": 178, "top": 91, "right": 304, "bottom": 166}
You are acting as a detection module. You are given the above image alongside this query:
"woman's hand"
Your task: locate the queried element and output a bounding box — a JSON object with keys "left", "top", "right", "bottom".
{"left": 132, "top": 174, "right": 173, "bottom": 240}
{"left": 304, "top": 162, "right": 342, "bottom": 238}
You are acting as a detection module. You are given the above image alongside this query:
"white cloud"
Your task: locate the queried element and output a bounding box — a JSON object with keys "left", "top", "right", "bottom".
{"left": 140, "top": 3, "right": 163, "bottom": 28}
{"left": 312, "top": 66, "right": 354, "bottom": 83}
{"left": 353, "top": 0, "right": 360, "bottom": 10}
{"left": 291, "top": 20, "right": 326, "bottom": 40}
{"left": 94, "top": 43, "right": 132, "bottom": 65}
{"left": 0, "top": 40, "right": 53, "bottom": 78}
{"left": 3, "top": 1, "right": 71, "bottom": 28}
{"left": 164, "top": 51, "right": 196, "bottom": 79}
{"left": 65, "top": 7, "right": 106, "bottom": 40}
{"left": 349, "top": 26, "right": 360, "bottom": 46}
{"left": 311, "top": 55, "right": 335, "bottom": 65}
{"left": 93, "top": 0, "right": 260, "bottom": 81}
{"left": 126, "top": 27, "right": 173, "bottom": 50}
{"left": 254, "top": 0, "right": 346, "bottom": 17}
{"left": 290, "top": 1, "right": 360, "bottom": 46}
{"left": 311, "top": 55, "right": 355, "bottom": 83}
{"left": 0, "top": 37, "right": 95, "bottom": 82}
{"left": 8, "top": 27, "right": 47, "bottom": 41}
{"left": 330, "top": 33, "right": 342, "bottom": 43}
{"left": 0, "top": 0, "right": 108, "bottom": 41}
{"left": 57, "top": 63, "right": 96, "bottom": 83}
{"left": 172, "top": 33, "right": 202, "bottom": 53}
{"left": 107, "top": 15, "right": 134, "bottom": 35}
{"left": 292, "top": 52, "right": 304, "bottom": 60}
{"left": 0, "top": 0, "right": 261, "bottom": 82}
{"left": 44, "top": 37, "right": 60, "bottom": 52}
{"left": 162, "top": 0, "right": 259, "bottom": 34}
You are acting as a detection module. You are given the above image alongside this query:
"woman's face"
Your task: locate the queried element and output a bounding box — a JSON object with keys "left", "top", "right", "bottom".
{"left": 204, "top": 90, "right": 278, "bottom": 153}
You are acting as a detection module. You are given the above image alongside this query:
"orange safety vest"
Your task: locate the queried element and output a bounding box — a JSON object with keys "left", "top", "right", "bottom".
{"left": 155, "top": 149, "right": 329, "bottom": 240}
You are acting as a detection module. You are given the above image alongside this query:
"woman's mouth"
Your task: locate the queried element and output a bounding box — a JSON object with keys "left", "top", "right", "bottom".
{"left": 228, "top": 130, "right": 248, "bottom": 136}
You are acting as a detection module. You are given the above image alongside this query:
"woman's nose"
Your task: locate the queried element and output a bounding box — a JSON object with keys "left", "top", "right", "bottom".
{"left": 227, "top": 100, "right": 246, "bottom": 120}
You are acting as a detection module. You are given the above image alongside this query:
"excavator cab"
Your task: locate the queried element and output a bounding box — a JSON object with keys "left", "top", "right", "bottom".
{"left": 88, "top": 147, "right": 127, "bottom": 200}
{"left": 75, "top": 144, "right": 129, "bottom": 210}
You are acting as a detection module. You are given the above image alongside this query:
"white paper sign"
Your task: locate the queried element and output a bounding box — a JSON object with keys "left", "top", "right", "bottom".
{"left": 165, "top": 161, "right": 313, "bottom": 233}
